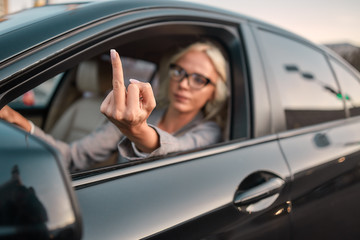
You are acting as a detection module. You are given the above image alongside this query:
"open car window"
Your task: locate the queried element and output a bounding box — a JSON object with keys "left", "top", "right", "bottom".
{"left": 6, "top": 19, "right": 247, "bottom": 176}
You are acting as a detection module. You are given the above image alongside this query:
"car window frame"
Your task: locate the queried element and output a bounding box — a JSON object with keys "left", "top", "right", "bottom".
{"left": 0, "top": 10, "right": 250, "bottom": 181}
{"left": 70, "top": 19, "right": 249, "bottom": 179}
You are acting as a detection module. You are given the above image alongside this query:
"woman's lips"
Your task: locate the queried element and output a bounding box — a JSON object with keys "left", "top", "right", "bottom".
{"left": 174, "top": 93, "right": 189, "bottom": 102}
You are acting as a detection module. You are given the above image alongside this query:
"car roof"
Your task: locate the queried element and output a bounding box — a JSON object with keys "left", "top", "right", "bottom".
{"left": 0, "top": 1, "right": 226, "bottom": 61}
{"left": 0, "top": 0, "right": 312, "bottom": 81}
{"left": 0, "top": 1, "right": 237, "bottom": 35}
{"left": 0, "top": 0, "right": 293, "bottom": 64}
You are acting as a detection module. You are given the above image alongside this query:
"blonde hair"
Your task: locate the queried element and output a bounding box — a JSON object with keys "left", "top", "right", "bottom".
{"left": 157, "top": 41, "right": 229, "bottom": 129}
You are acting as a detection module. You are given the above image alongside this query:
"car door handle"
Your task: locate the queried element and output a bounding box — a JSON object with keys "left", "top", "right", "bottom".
{"left": 234, "top": 177, "right": 285, "bottom": 207}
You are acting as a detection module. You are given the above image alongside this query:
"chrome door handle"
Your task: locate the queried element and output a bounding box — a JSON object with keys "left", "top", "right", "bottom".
{"left": 234, "top": 177, "right": 285, "bottom": 206}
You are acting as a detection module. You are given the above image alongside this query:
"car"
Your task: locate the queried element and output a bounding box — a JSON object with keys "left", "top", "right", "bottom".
{"left": 1, "top": 1, "right": 360, "bottom": 239}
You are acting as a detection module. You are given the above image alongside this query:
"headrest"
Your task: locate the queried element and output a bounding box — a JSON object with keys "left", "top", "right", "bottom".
{"left": 76, "top": 59, "right": 112, "bottom": 95}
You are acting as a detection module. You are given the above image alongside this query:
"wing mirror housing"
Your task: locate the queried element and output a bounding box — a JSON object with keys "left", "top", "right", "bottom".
{"left": 0, "top": 120, "right": 82, "bottom": 240}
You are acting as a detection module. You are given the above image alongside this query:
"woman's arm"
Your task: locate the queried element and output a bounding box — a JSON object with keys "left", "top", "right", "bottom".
{"left": 118, "top": 121, "right": 222, "bottom": 161}
{"left": 33, "top": 122, "right": 122, "bottom": 171}
{"left": 0, "top": 105, "right": 121, "bottom": 171}
{"left": 0, "top": 105, "right": 31, "bottom": 132}
{"left": 100, "top": 49, "right": 159, "bottom": 153}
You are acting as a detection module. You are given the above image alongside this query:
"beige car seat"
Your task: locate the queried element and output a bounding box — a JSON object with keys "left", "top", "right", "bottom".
{"left": 50, "top": 59, "right": 112, "bottom": 143}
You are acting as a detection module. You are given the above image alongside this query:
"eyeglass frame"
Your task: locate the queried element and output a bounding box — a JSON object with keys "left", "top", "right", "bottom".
{"left": 168, "top": 63, "right": 215, "bottom": 90}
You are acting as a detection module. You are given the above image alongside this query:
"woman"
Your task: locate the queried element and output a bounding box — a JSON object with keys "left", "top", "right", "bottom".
{"left": 0, "top": 42, "right": 228, "bottom": 171}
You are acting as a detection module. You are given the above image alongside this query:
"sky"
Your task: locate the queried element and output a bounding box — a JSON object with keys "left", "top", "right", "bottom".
{"left": 181, "top": 0, "right": 360, "bottom": 46}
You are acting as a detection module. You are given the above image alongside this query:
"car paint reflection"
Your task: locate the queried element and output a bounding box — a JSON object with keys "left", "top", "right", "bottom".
{"left": 0, "top": 121, "right": 78, "bottom": 239}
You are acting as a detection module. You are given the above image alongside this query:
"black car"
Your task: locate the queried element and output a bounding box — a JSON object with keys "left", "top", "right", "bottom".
{"left": 1, "top": 1, "right": 360, "bottom": 239}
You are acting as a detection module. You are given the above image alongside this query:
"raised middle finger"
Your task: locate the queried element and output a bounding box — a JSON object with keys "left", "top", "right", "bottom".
{"left": 110, "top": 49, "right": 126, "bottom": 108}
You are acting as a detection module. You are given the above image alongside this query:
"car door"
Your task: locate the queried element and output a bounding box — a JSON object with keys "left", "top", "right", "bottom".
{"left": 73, "top": 139, "right": 291, "bottom": 240}
{"left": 70, "top": 14, "right": 292, "bottom": 240}
{"left": 254, "top": 24, "right": 360, "bottom": 239}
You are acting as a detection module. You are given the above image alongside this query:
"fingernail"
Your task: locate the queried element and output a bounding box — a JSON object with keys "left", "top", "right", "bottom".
{"left": 129, "top": 79, "right": 141, "bottom": 84}
{"left": 110, "top": 49, "right": 117, "bottom": 61}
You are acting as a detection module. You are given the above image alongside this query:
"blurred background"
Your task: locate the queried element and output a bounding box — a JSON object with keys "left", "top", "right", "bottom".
{"left": 1, "top": 0, "right": 359, "bottom": 71}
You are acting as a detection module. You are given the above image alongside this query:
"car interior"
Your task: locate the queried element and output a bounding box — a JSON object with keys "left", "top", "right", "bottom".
{"left": 10, "top": 22, "right": 246, "bottom": 173}
{"left": 48, "top": 58, "right": 112, "bottom": 142}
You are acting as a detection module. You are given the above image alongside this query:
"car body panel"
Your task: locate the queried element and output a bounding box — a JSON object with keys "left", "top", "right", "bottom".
{"left": 74, "top": 137, "right": 291, "bottom": 239}
{"left": 240, "top": 23, "right": 272, "bottom": 138}
{"left": 278, "top": 118, "right": 360, "bottom": 238}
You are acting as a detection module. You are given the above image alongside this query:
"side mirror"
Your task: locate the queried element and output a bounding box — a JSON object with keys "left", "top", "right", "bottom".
{"left": 0, "top": 120, "right": 82, "bottom": 240}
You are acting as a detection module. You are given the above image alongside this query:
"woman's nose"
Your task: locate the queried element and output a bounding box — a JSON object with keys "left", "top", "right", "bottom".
{"left": 178, "top": 76, "right": 190, "bottom": 89}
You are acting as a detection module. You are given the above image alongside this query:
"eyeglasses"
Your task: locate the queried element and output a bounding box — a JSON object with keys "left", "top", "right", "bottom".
{"left": 169, "top": 63, "right": 215, "bottom": 90}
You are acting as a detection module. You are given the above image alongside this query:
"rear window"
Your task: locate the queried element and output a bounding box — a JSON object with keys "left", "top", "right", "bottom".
{"left": 258, "top": 30, "right": 345, "bottom": 129}
{"left": 9, "top": 73, "right": 63, "bottom": 109}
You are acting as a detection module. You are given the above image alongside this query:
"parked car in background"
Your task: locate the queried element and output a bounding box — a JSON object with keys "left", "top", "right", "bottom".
{"left": 1, "top": 1, "right": 360, "bottom": 239}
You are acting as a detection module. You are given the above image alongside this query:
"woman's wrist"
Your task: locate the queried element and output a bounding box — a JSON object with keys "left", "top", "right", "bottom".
{"left": 125, "top": 123, "right": 160, "bottom": 153}
{"left": 14, "top": 112, "right": 32, "bottom": 132}
{"left": 28, "top": 120, "right": 35, "bottom": 134}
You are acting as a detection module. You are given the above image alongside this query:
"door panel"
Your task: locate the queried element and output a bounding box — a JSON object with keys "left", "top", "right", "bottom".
{"left": 74, "top": 139, "right": 291, "bottom": 239}
{"left": 279, "top": 119, "right": 360, "bottom": 239}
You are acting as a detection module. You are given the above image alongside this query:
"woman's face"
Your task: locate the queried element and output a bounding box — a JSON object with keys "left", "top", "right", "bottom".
{"left": 168, "top": 50, "right": 218, "bottom": 115}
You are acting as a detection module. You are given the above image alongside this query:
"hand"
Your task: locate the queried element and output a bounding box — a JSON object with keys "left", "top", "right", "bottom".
{"left": 100, "top": 49, "right": 158, "bottom": 152}
{"left": 0, "top": 105, "right": 31, "bottom": 132}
